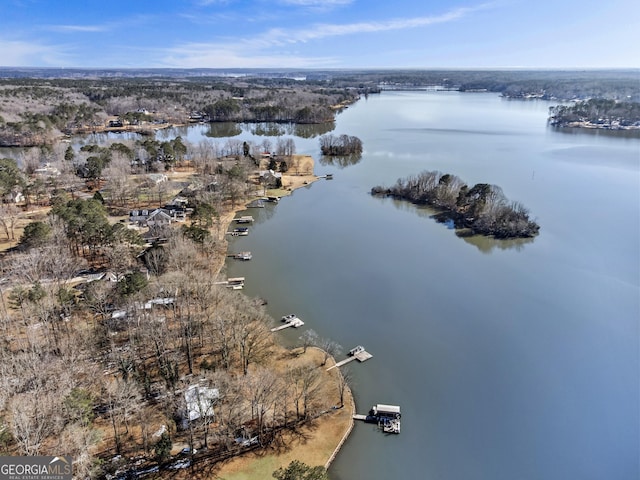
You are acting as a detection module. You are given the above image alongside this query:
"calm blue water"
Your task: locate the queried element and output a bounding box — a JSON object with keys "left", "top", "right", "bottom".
{"left": 223, "top": 92, "right": 639, "bottom": 480}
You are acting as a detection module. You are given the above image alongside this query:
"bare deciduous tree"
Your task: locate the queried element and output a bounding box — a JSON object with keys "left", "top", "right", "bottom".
{"left": 299, "top": 329, "right": 319, "bottom": 354}
{"left": 104, "top": 152, "right": 133, "bottom": 209}
{"left": 0, "top": 204, "right": 20, "bottom": 242}
{"left": 10, "top": 390, "right": 58, "bottom": 456}
{"left": 319, "top": 337, "right": 342, "bottom": 367}
{"left": 336, "top": 366, "right": 353, "bottom": 408}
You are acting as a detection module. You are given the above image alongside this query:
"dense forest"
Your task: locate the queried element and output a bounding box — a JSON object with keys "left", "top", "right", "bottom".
{"left": 372, "top": 170, "right": 540, "bottom": 239}
{"left": 0, "top": 75, "right": 366, "bottom": 147}
{"left": 323, "top": 69, "right": 640, "bottom": 101}
{"left": 2, "top": 67, "right": 636, "bottom": 101}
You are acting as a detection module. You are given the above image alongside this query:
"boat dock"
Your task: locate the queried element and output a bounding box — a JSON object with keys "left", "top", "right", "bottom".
{"left": 229, "top": 251, "right": 252, "bottom": 260}
{"left": 270, "top": 314, "right": 305, "bottom": 332}
{"left": 326, "top": 346, "right": 373, "bottom": 371}
{"left": 353, "top": 404, "right": 401, "bottom": 434}
{"left": 234, "top": 216, "right": 254, "bottom": 223}
{"left": 214, "top": 277, "right": 245, "bottom": 289}
{"left": 227, "top": 227, "right": 249, "bottom": 236}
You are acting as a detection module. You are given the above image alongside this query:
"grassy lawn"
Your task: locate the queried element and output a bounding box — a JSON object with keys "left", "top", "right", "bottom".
{"left": 207, "top": 349, "right": 354, "bottom": 480}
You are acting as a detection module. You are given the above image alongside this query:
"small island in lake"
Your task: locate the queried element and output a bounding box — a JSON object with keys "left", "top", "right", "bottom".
{"left": 371, "top": 170, "right": 540, "bottom": 239}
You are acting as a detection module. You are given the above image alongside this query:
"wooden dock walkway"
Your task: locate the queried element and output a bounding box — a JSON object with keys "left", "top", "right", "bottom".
{"left": 326, "top": 349, "right": 373, "bottom": 371}
{"left": 270, "top": 317, "right": 304, "bottom": 332}
{"left": 213, "top": 277, "right": 245, "bottom": 289}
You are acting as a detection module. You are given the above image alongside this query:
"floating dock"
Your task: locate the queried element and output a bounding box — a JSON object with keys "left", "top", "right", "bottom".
{"left": 234, "top": 216, "right": 254, "bottom": 223}
{"left": 326, "top": 346, "right": 373, "bottom": 370}
{"left": 227, "top": 228, "right": 249, "bottom": 236}
{"left": 230, "top": 251, "right": 252, "bottom": 260}
{"left": 353, "top": 404, "right": 401, "bottom": 434}
{"left": 214, "top": 277, "right": 245, "bottom": 289}
{"left": 270, "top": 314, "right": 305, "bottom": 332}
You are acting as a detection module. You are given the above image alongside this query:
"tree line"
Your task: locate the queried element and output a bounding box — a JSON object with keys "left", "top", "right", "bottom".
{"left": 0, "top": 76, "right": 362, "bottom": 147}
{"left": 548, "top": 99, "right": 640, "bottom": 128}
{"left": 372, "top": 170, "right": 540, "bottom": 239}
{"left": 319, "top": 134, "right": 363, "bottom": 156}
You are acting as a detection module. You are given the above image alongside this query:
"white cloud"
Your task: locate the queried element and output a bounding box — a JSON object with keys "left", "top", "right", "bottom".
{"left": 161, "top": 42, "right": 337, "bottom": 68}
{"left": 48, "top": 24, "right": 108, "bottom": 33}
{"left": 161, "top": 3, "right": 493, "bottom": 68}
{"left": 45, "top": 14, "right": 155, "bottom": 35}
{"left": 0, "top": 38, "right": 71, "bottom": 66}
{"left": 272, "top": 4, "right": 491, "bottom": 43}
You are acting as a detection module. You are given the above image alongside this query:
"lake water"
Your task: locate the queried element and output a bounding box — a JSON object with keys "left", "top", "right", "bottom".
{"left": 222, "top": 92, "right": 639, "bottom": 480}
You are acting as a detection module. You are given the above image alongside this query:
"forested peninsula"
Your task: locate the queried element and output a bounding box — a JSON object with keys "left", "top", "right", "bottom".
{"left": 372, "top": 171, "right": 540, "bottom": 239}
{"left": 548, "top": 98, "right": 640, "bottom": 132}
{"left": 0, "top": 75, "right": 369, "bottom": 147}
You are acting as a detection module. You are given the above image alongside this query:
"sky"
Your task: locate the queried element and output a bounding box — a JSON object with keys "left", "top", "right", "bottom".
{"left": 1, "top": 0, "right": 639, "bottom": 69}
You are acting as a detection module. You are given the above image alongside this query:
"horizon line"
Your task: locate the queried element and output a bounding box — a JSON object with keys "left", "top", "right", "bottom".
{"left": 1, "top": 66, "right": 638, "bottom": 71}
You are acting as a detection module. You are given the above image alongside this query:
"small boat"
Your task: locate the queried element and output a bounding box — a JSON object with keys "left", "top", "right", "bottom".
{"left": 349, "top": 345, "right": 365, "bottom": 356}
{"left": 228, "top": 227, "right": 249, "bottom": 236}
{"left": 234, "top": 252, "right": 252, "bottom": 260}
{"left": 381, "top": 418, "right": 401, "bottom": 434}
{"left": 281, "top": 314, "right": 298, "bottom": 322}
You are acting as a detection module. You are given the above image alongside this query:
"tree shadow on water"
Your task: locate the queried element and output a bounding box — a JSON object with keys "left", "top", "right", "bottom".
{"left": 319, "top": 153, "right": 361, "bottom": 169}
{"left": 456, "top": 229, "right": 535, "bottom": 253}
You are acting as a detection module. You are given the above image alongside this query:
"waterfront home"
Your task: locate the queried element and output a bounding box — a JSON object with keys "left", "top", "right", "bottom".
{"left": 258, "top": 169, "right": 282, "bottom": 186}
{"left": 130, "top": 208, "right": 171, "bottom": 227}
